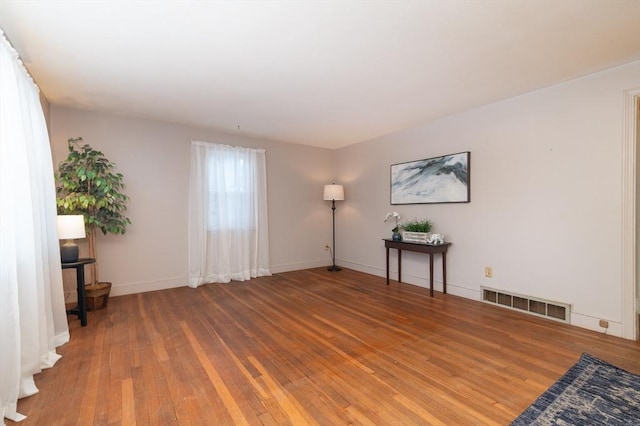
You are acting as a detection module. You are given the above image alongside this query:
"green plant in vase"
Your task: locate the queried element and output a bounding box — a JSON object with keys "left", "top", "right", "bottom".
{"left": 401, "top": 218, "right": 433, "bottom": 233}
{"left": 384, "top": 211, "right": 402, "bottom": 241}
{"left": 56, "top": 137, "right": 131, "bottom": 285}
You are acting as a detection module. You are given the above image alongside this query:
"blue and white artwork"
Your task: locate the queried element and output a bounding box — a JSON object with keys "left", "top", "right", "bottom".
{"left": 391, "top": 152, "right": 470, "bottom": 204}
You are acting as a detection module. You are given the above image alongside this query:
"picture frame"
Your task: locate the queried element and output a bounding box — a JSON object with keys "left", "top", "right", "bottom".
{"left": 391, "top": 151, "right": 470, "bottom": 205}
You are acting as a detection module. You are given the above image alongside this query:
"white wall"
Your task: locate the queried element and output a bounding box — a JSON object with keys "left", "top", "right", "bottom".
{"left": 335, "top": 60, "right": 640, "bottom": 337}
{"left": 50, "top": 107, "right": 335, "bottom": 299}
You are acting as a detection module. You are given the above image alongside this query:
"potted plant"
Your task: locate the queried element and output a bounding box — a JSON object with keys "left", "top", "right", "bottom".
{"left": 400, "top": 218, "right": 432, "bottom": 243}
{"left": 56, "top": 137, "right": 131, "bottom": 309}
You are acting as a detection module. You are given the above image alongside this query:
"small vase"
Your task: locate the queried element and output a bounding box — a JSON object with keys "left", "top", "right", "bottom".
{"left": 392, "top": 232, "right": 402, "bottom": 241}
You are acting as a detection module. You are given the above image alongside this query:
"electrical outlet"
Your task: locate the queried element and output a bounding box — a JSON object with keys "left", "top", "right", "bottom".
{"left": 599, "top": 319, "right": 609, "bottom": 328}
{"left": 484, "top": 266, "right": 493, "bottom": 278}
{"left": 324, "top": 244, "right": 330, "bottom": 251}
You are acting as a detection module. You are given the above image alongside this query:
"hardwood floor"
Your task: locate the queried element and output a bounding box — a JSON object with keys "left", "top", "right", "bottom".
{"left": 13, "top": 268, "right": 640, "bottom": 425}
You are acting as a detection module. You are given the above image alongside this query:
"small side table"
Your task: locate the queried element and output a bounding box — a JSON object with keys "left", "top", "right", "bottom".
{"left": 62, "top": 258, "right": 96, "bottom": 327}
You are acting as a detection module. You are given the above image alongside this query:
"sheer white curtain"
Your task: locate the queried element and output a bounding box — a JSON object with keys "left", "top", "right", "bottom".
{"left": 188, "top": 141, "right": 270, "bottom": 286}
{"left": 0, "top": 29, "right": 69, "bottom": 424}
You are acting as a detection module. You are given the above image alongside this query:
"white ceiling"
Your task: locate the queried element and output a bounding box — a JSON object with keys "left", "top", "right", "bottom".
{"left": 1, "top": 1, "right": 639, "bottom": 149}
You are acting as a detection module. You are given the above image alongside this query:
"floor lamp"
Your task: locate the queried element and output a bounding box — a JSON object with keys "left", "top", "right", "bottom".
{"left": 324, "top": 183, "right": 344, "bottom": 272}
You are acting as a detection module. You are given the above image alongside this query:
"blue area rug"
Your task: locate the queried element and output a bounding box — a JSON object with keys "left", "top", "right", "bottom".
{"left": 511, "top": 353, "right": 640, "bottom": 425}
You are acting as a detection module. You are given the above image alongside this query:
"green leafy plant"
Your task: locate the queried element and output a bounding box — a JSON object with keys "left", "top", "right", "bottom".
{"left": 401, "top": 219, "right": 432, "bottom": 233}
{"left": 56, "top": 137, "right": 131, "bottom": 284}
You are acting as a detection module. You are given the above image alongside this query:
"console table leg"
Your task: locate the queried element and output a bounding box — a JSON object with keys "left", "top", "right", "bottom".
{"left": 398, "top": 250, "right": 402, "bottom": 283}
{"left": 442, "top": 252, "right": 447, "bottom": 294}
{"left": 386, "top": 247, "right": 390, "bottom": 285}
{"left": 429, "top": 253, "right": 434, "bottom": 297}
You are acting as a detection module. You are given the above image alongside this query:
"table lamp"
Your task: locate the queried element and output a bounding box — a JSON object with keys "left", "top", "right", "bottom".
{"left": 57, "top": 215, "right": 86, "bottom": 263}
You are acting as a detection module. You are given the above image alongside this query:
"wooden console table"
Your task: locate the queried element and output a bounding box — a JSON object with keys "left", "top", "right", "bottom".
{"left": 383, "top": 239, "right": 452, "bottom": 297}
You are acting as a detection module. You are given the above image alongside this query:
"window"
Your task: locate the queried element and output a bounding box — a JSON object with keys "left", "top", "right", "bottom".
{"left": 207, "top": 155, "right": 254, "bottom": 231}
{"left": 188, "top": 141, "right": 270, "bottom": 285}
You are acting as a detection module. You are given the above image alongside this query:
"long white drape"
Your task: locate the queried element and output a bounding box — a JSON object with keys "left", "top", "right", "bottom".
{"left": 188, "top": 141, "right": 270, "bottom": 286}
{"left": 0, "top": 29, "right": 69, "bottom": 424}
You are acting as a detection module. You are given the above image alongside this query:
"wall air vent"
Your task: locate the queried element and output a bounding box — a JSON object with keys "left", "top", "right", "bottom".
{"left": 481, "top": 286, "right": 571, "bottom": 324}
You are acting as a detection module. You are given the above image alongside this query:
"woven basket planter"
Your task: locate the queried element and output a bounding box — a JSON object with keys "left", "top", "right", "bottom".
{"left": 85, "top": 282, "right": 111, "bottom": 311}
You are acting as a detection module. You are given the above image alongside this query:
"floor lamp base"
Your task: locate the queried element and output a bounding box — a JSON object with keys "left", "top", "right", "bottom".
{"left": 327, "top": 265, "right": 342, "bottom": 272}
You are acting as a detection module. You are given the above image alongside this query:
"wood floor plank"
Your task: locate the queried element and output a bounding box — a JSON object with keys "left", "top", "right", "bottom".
{"left": 180, "top": 320, "right": 250, "bottom": 425}
{"left": 121, "top": 377, "right": 136, "bottom": 426}
{"left": 11, "top": 267, "right": 640, "bottom": 425}
{"left": 77, "top": 321, "right": 105, "bottom": 425}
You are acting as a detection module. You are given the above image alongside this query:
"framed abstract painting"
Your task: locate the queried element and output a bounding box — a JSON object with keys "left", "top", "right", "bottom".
{"left": 391, "top": 151, "right": 470, "bottom": 204}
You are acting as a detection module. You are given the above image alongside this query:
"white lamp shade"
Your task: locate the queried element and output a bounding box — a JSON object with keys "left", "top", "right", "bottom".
{"left": 323, "top": 184, "right": 344, "bottom": 201}
{"left": 56, "top": 215, "right": 86, "bottom": 239}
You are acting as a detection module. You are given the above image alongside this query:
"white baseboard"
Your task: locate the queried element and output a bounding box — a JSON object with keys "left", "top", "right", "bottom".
{"left": 337, "top": 259, "right": 385, "bottom": 278}
{"left": 270, "top": 259, "right": 329, "bottom": 274}
{"left": 110, "top": 276, "right": 187, "bottom": 297}
{"left": 339, "top": 259, "right": 480, "bottom": 300}
{"left": 109, "top": 260, "right": 330, "bottom": 297}
{"left": 570, "top": 312, "right": 623, "bottom": 338}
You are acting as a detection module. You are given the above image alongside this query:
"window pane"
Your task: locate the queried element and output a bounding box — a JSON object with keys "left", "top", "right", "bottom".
{"left": 208, "top": 153, "right": 253, "bottom": 231}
